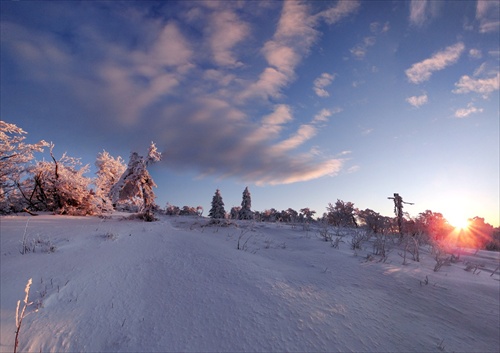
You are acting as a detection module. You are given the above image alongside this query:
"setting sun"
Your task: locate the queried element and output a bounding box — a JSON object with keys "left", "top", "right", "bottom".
{"left": 448, "top": 216, "right": 470, "bottom": 230}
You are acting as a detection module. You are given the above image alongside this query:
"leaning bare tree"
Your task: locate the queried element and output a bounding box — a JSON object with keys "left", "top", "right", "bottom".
{"left": 110, "top": 142, "right": 162, "bottom": 221}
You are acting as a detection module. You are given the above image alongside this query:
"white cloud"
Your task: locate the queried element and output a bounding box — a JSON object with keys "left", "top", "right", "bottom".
{"left": 262, "top": 104, "right": 293, "bottom": 126}
{"left": 208, "top": 10, "right": 249, "bottom": 67}
{"left": 313, "top": 107, "right": 342, "bottom": 123}
{"left": 241, "top": 0, "right": 359, "bottom": 102}
{"left": 346, "top": 165, "right": 360, "bottom": 174}
{"left": 409, "top": 0, "right": 427, "bottom": 26}
{"left": 469, "top": 49, "right": 482, "bottom": 59}
{"left": 316, "top": 0, "right": 360, "bottom": 25}
{"left": 406, "top": 93, "right": 428, "bottom": 107}
{"left": 1, "top": 2, "right": 351, "bottom": 186}
{"left": 272, "top": 124, "right": 318, "bottom": 153}
{"left": 453, "top": 72, "right": 500, "bottom": 96}
{"left": 313, "top": 73, "right": 335, "bottom": 97}
{"left": 454, "top": 103, "right": 484, "bottom": 118}
{"left": 409, "top": 0, "right": 442, "bottom": 27}
{"left": 350, "top": 36, "right": 376, "bottom": 59}
{"left": 313, "top": 108, "right": 332, "bottom": 123}
{"left": 405, "top": 42, "right": 465, "bottom": 84}
{"left": 370, "top": 21, "right": 390, "bottom": 34}
{"left": 476, "top": 0, "right": 500, "bottom": 33}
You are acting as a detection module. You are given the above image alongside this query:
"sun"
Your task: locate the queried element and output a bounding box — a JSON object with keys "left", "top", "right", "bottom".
{"left": 448, "top": 215, "right": 470, "bottom": 230}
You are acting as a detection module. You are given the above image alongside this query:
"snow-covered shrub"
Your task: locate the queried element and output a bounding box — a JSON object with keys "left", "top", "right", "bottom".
{"left": 326, "top": 199, "right": 358, "bottom": 228}
{"left": 350, "top": 230, "right": 367, "bottom": 250}
{"left": 24, "top": 145, "right": 100, "bottom": 215}
{"left": 179, "top": 206, "right": 198, "bottom": 216}
{"left": 165, "top": 204, "right": 181, "bottom": 216}
{"left": 0, "top": 121, "right": 48, "bottom": 213}
{"left": 94, "top": 150, "right": 126, "bottom": 213}
{"left": 300, "top": 208, "right": 316, "bottom": 222}
{"left": 208, "top": 189, "right": 226, "bottom": 220}
{"left": 230, "top": 206, "right": 241, "bottom": 220}
{"left": 318, "top": 224, "right": 333, "bottom": 242}
{"left": 260, "top": 208, "right": 280, "bottom": 222}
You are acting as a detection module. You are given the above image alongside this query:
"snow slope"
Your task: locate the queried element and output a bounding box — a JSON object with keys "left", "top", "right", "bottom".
{"left": 1, "top": 214, "right": 499, "bottom": 352}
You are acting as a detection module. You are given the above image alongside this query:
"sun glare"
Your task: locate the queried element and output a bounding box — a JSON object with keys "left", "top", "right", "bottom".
{"left": 449, "top": 216, "right": 470, "bottom": 230}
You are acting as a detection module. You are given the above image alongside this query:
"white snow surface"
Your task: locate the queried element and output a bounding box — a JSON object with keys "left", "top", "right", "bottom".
{"left": 1, "top": 214, "right": 499, "bottom": 352}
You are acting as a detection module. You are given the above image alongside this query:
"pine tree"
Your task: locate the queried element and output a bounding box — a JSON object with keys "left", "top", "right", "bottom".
{"left": 238, "top": 186, "right": 254, "bottom": 220}
{"left": 209, "top": 189, "right": 226, "bottom": 219}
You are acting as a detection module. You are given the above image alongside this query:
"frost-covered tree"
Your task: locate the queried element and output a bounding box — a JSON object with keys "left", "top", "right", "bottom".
{"left": 282, "top": 208, "right": 298, "bottom": 223}
{"left": 94, "top": 150, "right": 126, "bottom": 212}
{"left": 208, "top": 189, "right": 226, "bottom": 219}
{"left": 165, "top": 204, "right": 181, "bottom": 216}
{"left": 110, "top": 142, "right": 161, "bottom": 221}
{"left": 26, "top": 144, "right": 99, "bottom": 215}
{"left": 238, "top": 186, "right": 254, "bottom": 220}
{"left": 261, "top": 208, "right": 279, "bottom": 222}
{"left": 326, "top": 199, "right": 358, "bottom": 228}
{"left": 0, "top": 121, "right": 48, "bottom": 213}
{"left": 356, "top": 208, "right": 386, "bottom": 234}
{"left": 230, "top": 206, "right": 241, "bottom": 220}
{"left": 300, "top": 208, "right": 316, "bottom": 222}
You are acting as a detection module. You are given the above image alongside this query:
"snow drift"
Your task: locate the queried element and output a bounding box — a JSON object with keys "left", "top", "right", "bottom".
{"left": 1, "top": 214, "right": 499, "bottom": 352}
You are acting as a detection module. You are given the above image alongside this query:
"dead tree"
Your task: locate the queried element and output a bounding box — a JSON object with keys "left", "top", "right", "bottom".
{"left": 388, "top": 193, "right": 414, "bottom": 238}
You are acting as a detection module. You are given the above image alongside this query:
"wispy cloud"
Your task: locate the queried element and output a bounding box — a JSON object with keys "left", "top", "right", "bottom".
{"left": 409, "top": 0, "right": 442, "bottom": 27}
{"left": 313, "top": 73, "right": 335, "bottom": 97}
{"left": 406, "top": 93, "right": 428, "bottom": 107}
{"left": 207, "top": 9, "right": 250, "bottom": 67}
{"left": 370, "top": 21, "right": 390, "bottom": 34}
{"left": 0, "top": 1, "right": 360, "bottom": 186}
{"left": 350, "top": 36, "right": 376, "bottom": 59}
{"left": 313, "top": 107, "right": 341, "bottom": 123}
{"left": 405, "top": 42, "right": 465, "bottom": 84}
{"left": 476, "top": 0, "right": 500, "bottom": 33}
{"left": 453, "top": 72, "right": 500, "bottom": 97}
{"left": 241, "top": 0, "right": 359, "bottom": 102}
{"left": 469, "top": 49, "right": 482, "bottom": 59}
{"left": 409, "top": 0, "right": 428, "bottom": 27}
{"left": 454, "top": 103, "right": 484, "bottom": 118}
{"left": 315, "top": 0, "right": 360, "bottom": 24}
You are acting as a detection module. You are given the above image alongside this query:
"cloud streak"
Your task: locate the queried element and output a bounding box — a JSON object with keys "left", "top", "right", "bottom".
{"left": 405, "top": 42, "right": 465, "bottom": 84}
{"left": 453, "top": 72, "right": 500, "bottom": 97}
{"left": 476, "top": 0, "right": 500, "bottom": 33}
{"left": 454, "top": 103, "right": 484, "bottom": 118}
{"left": 313, "top": 73, "right": 335, "bottom": 97}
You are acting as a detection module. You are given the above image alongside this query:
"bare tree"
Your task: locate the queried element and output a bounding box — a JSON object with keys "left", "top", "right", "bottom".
{"left": 388, "top": 193, "right": 414, "bottom": 237}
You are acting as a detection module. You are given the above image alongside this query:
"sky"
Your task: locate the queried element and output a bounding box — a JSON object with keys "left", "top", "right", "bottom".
{"left": 1, "top": 0, "right": 499, "bottom": 227}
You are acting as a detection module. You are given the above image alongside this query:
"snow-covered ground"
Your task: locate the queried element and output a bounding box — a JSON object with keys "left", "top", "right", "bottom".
{"left": 1, "top": 214, "right": 499, "bottom": 352}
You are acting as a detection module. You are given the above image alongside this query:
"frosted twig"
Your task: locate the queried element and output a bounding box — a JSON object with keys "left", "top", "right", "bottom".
{"left": 14, "top": 278, "right": 33, "bottom": 353}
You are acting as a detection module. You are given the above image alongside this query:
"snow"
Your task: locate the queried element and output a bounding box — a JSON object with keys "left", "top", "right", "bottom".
{"left": 1, "top": 214, "right": 499, "bottom": 352}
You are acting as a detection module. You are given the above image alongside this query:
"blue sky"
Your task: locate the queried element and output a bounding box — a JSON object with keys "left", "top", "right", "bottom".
{"left": 1, "top": 0, "right": 499, "bottom": 226}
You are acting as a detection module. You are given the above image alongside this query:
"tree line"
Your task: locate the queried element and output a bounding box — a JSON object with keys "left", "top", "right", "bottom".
{"left": 1, "top": 121, "right": 498, "bottom": 250}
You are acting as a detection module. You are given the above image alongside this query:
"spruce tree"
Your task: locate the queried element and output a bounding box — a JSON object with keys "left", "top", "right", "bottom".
{"left": 209, "top": 189, "right": 226, "bottom": 219}
{"left": 238, "top": 186, "right": 254, "bottom": 220}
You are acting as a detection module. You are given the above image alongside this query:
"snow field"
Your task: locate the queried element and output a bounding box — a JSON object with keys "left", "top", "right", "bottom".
{"left": 1, "top": 214, "right": 499, "bottom": 352}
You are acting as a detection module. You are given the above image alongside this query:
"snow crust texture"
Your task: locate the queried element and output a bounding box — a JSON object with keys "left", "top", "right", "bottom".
{"left": 1, "top": 214, "right": 499, "bottom": 352}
